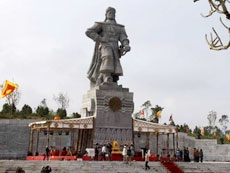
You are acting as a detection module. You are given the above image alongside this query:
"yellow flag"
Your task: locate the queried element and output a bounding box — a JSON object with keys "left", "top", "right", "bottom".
{"left": 156, "top": 111, "right": 162, "bottom": 117}
{"left": 226, "top": 134, "right": 230, "bottom": 141}
{"left": 201, "top": 128, "right": 205, "bottom": 136}
{"left": 0, "top": 80, "right": 18, "bottom": 98}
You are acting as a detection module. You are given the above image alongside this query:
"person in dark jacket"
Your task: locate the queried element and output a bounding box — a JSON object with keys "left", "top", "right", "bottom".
{"left": 199, "top": 149, "right": 203, "bottom": 162}
{"left": 43, "top": 146, "right": 50, "bottom": 161}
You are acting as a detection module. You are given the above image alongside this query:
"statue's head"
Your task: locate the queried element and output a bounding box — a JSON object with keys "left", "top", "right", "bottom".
{"left": 105, "top": 7, "right": 116, "bottom": 20}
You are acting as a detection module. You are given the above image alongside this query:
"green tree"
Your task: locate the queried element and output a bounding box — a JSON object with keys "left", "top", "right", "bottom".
{"left": 56, "top": 108, "right": 67, "bottom": 119}
{"left": 35, "top": 98, "right": 50, "bottom": 118}
{"left": 1, "top": 103, "right": 11, "bottom": 114}
{"left": 142, "top": 100, "right": 152, "bottom": 108}
{"left": 53, "top": 92, "right": 69, "bottom": 117}
{"left": 20, "top": 104, "right": 32, "bottom": 115}
{"left": 134, "top": 100, "right": 164, "bottom": 123}
{"left": 193, "top": 126, "right": 201, "bottom": 139}
{"left": 36, "top": 106, "right": 49, "bottom": 117}
{"left": 219, "top": 115, "right": 229, "bottom": 135}
{"left": 141, "top": 100, "right": 152, "bottom": 121}
{"left": 150, "top": 105, "right": 164, "bottom": 123}
{"left": 72, "top": 112, "right": 81, "bottom": 118}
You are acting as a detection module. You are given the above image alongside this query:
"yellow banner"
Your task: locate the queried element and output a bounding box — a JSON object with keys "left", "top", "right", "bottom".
{"left": 0, "top": 80, "right": 18, "bottom": 98}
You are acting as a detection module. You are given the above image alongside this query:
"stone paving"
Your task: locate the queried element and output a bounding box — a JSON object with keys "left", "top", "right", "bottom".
{"left": 0, "top": 160, "right": 168, "bottom": 173}
{"left": 2, "top": 160, "right": 230, "bottom": 173}
{"left": 176, "top": 162, "right": 230, "bottom": 173}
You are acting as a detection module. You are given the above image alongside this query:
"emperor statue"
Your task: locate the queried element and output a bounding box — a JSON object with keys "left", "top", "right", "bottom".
{"left": 86, "top": 7, "right": 131, "bottom": 87}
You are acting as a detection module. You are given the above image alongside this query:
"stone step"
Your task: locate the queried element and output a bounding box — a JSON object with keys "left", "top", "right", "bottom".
{"left": 0, "top": 160, "right": 166, "bottom": 173}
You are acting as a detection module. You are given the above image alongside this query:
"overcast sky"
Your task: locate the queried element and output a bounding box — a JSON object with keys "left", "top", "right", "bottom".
{"left": 0, "top": 0, "right": 230, "bottom": 129}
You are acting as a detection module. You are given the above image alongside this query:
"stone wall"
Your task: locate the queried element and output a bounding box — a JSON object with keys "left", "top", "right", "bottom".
{"left": 0, "top": 119, "right": 71, "bottom": 159}
{"left": 0, "top": 119, "right": 34, "bottom": 159}
{"left": 178, "top": 132, "right": 230, "bottom": 161}
{"left": 134, "top": 131, "right": 230, "bottom": 161}
{"left": 1, "top": 119, "right": 230, "bottom": 161}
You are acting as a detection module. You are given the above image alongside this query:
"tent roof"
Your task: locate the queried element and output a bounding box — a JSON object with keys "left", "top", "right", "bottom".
{"left": 28, "top": 116, "right": 94, "bottom": 130}
{"left": 29, "top": 117, "right": 177, "bottom": 134}
{"left": 133, "top": 119, "right": 177, "bottom": 134}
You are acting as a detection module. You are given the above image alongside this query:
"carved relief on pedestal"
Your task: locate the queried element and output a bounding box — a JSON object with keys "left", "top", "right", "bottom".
{"left": 96, "top": 95, "right": 133, "bottom": 114}
{"left": 94, "top": 127, "right": 132, "bottom": 145}
{"left": 121, "top": 98, "right": 134, "bottom": 113}
{"left": 109, "top": 97, "right": 122, "bottom": 112}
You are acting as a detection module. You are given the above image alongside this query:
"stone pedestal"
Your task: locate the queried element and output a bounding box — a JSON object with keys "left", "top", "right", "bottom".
{"left": 81, "top": 83, "right": 134, "bottom": 145}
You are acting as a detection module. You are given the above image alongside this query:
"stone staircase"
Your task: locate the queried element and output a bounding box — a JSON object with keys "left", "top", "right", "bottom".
{"left": 2, "top": 160, "right": 230, "bottom": 173}
{"left": 0, "top": 160, "right": 169, "bottom": 173}
{"left": 176, "top": 162, "right": 230, "bottom": 173}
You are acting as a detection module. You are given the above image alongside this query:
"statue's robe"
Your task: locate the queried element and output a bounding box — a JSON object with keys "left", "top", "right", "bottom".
{"left": 86, "top": 21, "right": 129, "bottom": 84}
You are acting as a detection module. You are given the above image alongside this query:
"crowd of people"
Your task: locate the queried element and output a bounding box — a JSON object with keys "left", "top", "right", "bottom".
{"left": 93, "top": 142, "right": 137, "bottom": 163}
{"left": 39, "top": 144, "right": 205, "bottom": 166}
{"left": 121, "top": 144, "right": 135, "bottom": 164}
{"left": 43, "top": 146, "right": 76, "bottom": 160}
{"left": 193, "top": 148, "right": 203, "bottom": 162}
{"left": 175, "top": 147, "right": 204, "bottom": 162}
{"left": 95, "top": 143, "right": 113, "bottom": 161}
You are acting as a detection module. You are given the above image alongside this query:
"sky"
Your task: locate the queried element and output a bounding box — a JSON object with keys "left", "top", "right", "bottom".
{"left": 0, "top": 0, "right": 230, "bottom": 129}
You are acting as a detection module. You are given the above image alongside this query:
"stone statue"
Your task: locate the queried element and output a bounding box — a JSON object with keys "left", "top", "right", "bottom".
{"left": 86, "top": 7, "right": 131, "bottom": 87}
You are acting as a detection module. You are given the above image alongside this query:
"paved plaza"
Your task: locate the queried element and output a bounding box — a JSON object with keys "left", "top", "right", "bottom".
{"left": 1, "top": 160, "right": 230, "bottom": 173}
{"left": 1, "top": 160, "right": 167, "bottom": 173}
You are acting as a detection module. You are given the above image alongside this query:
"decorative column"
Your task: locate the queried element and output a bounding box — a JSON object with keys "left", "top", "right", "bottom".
{"left": 75, "top": 129, "right": 81, "bottom": 152}
{"left": 29, "top": 128, "right": 35, "bottom": 154}
{"left": 90, "top": 117, "right": 95, "bottom": 147}
{"left": 132, "top": 118, "right": 135, "bottom": 147}
{"left": 167, "top": 133, "right": 169, "bottom": 154}
{"left": 47, "top": 124, "right": 50, "bottom": 147}
{"left": 176, "top": 131, "right": 179, "bottom": 149}
{"left": 79, "top": 129, "right": 84, "bottom": 153}
{"left": 173, "top": 133, "right": 175, "bottom": 155}
{"left": 71, "top": 129, "right": 74, "bottom": 149}
{"left": 156, "top": 132, "right": 159, "bottom": 155}
{"left": 36, "top": 129, "right": 40, "bottom": 153}
{"left": 146, "top": 132, "right": 150, "bottom": 149}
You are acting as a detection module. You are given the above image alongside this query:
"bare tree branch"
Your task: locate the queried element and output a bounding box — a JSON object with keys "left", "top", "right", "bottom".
{"left": 53, "top": 92, "right": 69, "bottom": 110}
{"left": 208, "top": 0, "right": 230, "bottom": 18}
{"left": 201, "top": 2, "right": 218, "bottom": 18}
{"left": 195, "top": 0, "right": 230, "bottom": 50}
{"left": 205, "top": 17, "right": 230, "bottom": 50}
{"left": 6, "top": 89, "right": 21, "bottom": 106}
{"left": 220, "top": 17, "right": 230, "bottom": 29}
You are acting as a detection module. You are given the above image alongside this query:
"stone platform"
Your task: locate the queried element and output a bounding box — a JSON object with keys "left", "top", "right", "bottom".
{"left": 176, "top": 162, "right": 230, "bottom": 173}
{"left": 0, "top": 160, "right": 167, "bottom": 173}
{"left": 2, "top": 160, "right": 230, "bottom": 173}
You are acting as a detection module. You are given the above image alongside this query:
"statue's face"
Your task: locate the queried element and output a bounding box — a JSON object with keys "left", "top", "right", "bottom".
{"left": 106, "top": 10, "right": 115, "bottom": 20}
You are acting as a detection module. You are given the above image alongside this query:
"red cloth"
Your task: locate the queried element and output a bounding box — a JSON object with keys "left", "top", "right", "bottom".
{"left": 54, "top": 150, "right": 60, "bottom": 156}
{"left": 50, "top": 150, "right": 55, "bottom": 156}
{"left": 61, "top": 150, "right": 67, "bottom": 156}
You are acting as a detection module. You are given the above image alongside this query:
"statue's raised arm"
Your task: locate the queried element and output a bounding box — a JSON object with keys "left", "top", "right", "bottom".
{"left": 86, "top": 7, "right": 131, "bottom": 88}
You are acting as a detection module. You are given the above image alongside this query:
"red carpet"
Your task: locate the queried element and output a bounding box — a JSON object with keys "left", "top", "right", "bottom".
{"left": 27, "top": 153, "right": 159, "bottom": 161}
{"left": 161, "top": 161, "right": 184, "bottom": 173}
{"left": 27, "top": 156, "right": 77, "bottom": 161}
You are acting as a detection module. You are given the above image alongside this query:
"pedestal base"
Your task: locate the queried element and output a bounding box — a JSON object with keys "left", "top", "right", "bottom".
{"left": 81, "top": 84, "right": 134, "bottom": 145}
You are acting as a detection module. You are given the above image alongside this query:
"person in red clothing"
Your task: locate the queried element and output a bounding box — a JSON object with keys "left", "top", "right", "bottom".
{"left": 61, "top": 147, "right": 67, "bottom": 156}
{"left": 54, "top": 148, "right": 60, "bottom": 156}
